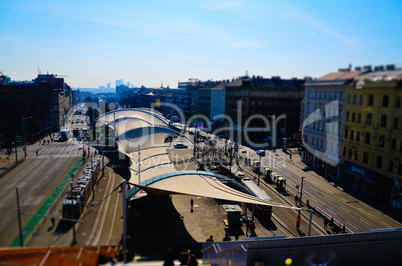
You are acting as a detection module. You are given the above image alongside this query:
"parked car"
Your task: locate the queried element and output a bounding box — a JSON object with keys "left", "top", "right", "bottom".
{"left": 257, "top": 150, "right": 266, "bottom": 156}
{"left": 174, "top": 143, "right": 188, "bottom": 149}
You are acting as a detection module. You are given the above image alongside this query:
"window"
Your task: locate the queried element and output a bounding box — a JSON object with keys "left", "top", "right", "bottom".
{"left": 363, "top": 152, "right": 369, "bottom": 164}
{"left": 345, "top": 129, "right": 349, "bottom": 139}
{"left": 365, "top": 133, "right": 371, "bottom": 144}
{"left": 354, "top": 150, "right": 358, "bottom": 160}
{"left": 352, "top": 113, "right": 355, "bottom": 122}
{"left": 398, "top": 163, "right": 402, "bottom": 175}
{"left": 343, "top": 147, "right": 347, "bottom": 156}
{"left": 321, "top": 140, "right": 324, "bottom": 148}
{"left": 392, "top": 139, "right": 397, "bottom": 151}
{"left": 394, "top": 117, "right": 399, "bottom": 130}
{"left": 378, "top": 135, "right": 385, "bottom": 147}
{"left": 351, "top": 130, "right": 354, "bottom": 140}
{"left": 367, "top": 113, "right": 373, "bottom": 125}
{"left": 312, "top": 137, "right": 315, "bottom": 146}
{"left": 383, "top": 95, "right": 389, "bottom": 107}
{"left": 358, "top": 113, "right": 362, "bottom": 123}
{"left": 397, "top": 96, "right": 401, "bottom": 108}
{"left": 368, "top": 94, "right": 374, "bottom": 106}
{"left": 360, "top": 95, "right": 364, "bottom": 105}
{"left": 376, "top": 156, "right": 383, "bottom": 169}
{"left": 353, "top": 95, "right": 357, "bottom": 105}
{"left": 381, "top": 115, "right": 387, "bottom": 127}
{"left": 347, "top": 95, "right": 351, "bottom": 104}
{"left": 389, "top": 161, "right": 394, "bottom": 172}
{"left": 348, "top": 148, "right": 352, "bottom": 158}
{"left": 346, "top": 112, "right": 350, "bottom": 121}
{"left": 356, "top": 131, "right": 360, "bottom": 142}
{"left": 340, "top": 92, "right": 343, "bottom": 100}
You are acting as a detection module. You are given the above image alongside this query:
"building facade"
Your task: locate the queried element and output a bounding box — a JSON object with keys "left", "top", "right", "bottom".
{"left": 0, "top": 83, "right": 62, "bottom": 144}
{"left": 341, "top": 68, "right": 402, "bottom": 205}
{"left": 224, "top": 75, "right": 304, "bottom": 147}
{"left": 300, "top": 70, "right": 365, "bottom": 178}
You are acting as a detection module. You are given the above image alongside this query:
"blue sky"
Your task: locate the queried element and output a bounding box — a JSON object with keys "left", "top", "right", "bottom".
{"left": 1, "top": 0, "right": 401, "bottom": 88}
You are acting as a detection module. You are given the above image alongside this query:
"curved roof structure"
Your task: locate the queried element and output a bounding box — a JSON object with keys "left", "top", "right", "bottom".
{"left": 98, "top": 108, "right": 169, "bottom": 127}
{"left": 98, "top": 108, "right": 299, "bottom": 210}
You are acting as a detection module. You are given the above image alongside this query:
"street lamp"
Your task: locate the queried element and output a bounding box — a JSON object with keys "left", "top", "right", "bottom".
{"left": 22, "top": 116, "right": 33, "bottom": 147}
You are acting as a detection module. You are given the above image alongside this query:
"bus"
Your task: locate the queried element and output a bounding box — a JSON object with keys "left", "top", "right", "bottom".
{"left": 60, "top": 129, "right": 71, "bottom": 141}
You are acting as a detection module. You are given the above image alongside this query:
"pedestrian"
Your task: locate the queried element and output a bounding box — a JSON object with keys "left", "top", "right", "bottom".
{"left": 295, "top": 195, "right": 299, "bottom": 205}
{"left": 235, "top": 230, "right": 239, "bottom": 240}
{"left": 223, "top": 233, "right": 231, "bottom": 241}
{"left": 188, "top": 254, "right": 198, "bottom": 266}
{"left": 36, "top": 150, "right": 38, "bottom": 156}
{"left": 206, "top": 235, "right": 214, "bottom": 242}
{"left": 329, "top": 217, "right": 334, "bottom": 229}
{"left": 250, "top": 221, "right": 256, "bottom": 237}
{"left": 163, "top": 248, "right": 174, "bottom": 266}
{"left": 324, "top": 218, "right": 328, "bottom": 230}
{"left": 289, "top": 153, "right": 292, "bottom": 160}
{"left": 342, "top": 225, "right": 346, "bottom": 233}
{"left": 179, "top": 249, "right": 190, "bottom": 266}
{"left": 51, "top": 217, "right": 55, "bottom": 227}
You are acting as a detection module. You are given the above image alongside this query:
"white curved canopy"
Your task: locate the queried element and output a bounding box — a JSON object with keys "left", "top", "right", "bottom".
{"left": 98, "top": 108, "right": 299, "bottom": 210}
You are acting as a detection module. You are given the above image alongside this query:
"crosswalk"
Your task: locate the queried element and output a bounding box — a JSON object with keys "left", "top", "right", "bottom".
{"left": 32, "top": 143, "right": 82, "bottom": 159}
{"left": 35, "top": 154, "right": 79, "bottom": 159}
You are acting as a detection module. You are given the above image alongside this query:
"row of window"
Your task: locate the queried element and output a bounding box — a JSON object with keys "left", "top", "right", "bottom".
{"left": 345, "top": 128, "right": 402, "bottom": 151}
{"left": 346, "top": 112, "right": 399, "bottom": 129}
{"left": 347, "top": 94, "right": 401, "bottom": 108}
{"left": 306, "top": 89, "right": 344, "bottom": 100}
{"left": 304, "top": 135, "right": 339, "bottom": 153}
{"left": 344, "top": 147, "right": 402, "bottom": 174}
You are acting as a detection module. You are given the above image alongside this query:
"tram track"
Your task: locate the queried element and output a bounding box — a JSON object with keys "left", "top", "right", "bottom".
{"left": 241, "top": 166, "right": 326, "bottom": 236}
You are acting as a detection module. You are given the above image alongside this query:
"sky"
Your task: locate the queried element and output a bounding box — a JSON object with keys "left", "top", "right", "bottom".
{"left": 1, "top": 0, "right": 401, "bottom": 89}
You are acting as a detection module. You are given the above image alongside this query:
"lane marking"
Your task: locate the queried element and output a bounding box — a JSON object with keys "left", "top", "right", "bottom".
{"left": 381, "top": 221, "right": 392, "bottom": 228}
{"left": 359, "top": 218, "right": 372, "bottom": 227}
{"left": 339, "top": 205, "right": 351, "bottom": 214}
{"left": 346, "top": 221, "right": 358, "bottom": 230}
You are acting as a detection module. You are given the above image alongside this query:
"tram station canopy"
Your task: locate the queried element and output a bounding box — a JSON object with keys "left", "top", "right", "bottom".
{"left": 97, "top": 108, "right": 299, "bottom": 210}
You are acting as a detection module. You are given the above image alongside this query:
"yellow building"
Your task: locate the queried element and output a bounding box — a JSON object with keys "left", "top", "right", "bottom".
{"left": 341, "top": 69, "right": 402, "bottom": 207}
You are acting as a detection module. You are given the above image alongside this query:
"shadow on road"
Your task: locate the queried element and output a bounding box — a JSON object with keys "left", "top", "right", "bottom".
{"left": 127, "top": 195, "right": 201, "bottom": 260}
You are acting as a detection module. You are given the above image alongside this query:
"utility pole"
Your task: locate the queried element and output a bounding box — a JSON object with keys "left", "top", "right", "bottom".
{"left": 299, "top": 176, "right": 306, "bottom": 207}
{"left": 16, "top": 187, "right": 23, "bottom": 247}
{"left": 13, "top": 142, "right": 17, "bottom": 163}
{"left": 69, "top": 181, "right": 76, "bottom": 245}
{"left": 257, "top": 154, "right": 261, "bottom": 186}
{"left": 122, "top": 180, "right": 128, "bottom": 262}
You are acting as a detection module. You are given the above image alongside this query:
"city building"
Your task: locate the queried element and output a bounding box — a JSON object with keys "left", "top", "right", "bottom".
{"left": 0, "top": 73, "right": 73, "bottom": 145}
{"left": 341, "top": 67, "right": 402, "bottom": 205}
{"left": 0, "top": 82, "right": 62, "bottom": 144}
{"left": 116, "top": 84, "right": 130, "bottom": 96}
{"left": 177, "top": 79, "right": 221, "bottom": 119}
{"left": 210, "top": 81, "right": 229, "bottom": 122}
{"left": 300, "top": 69, "right": 366, "bottom": 178}
{"left": 224, "top": 75, "right": 304, "bottom": 147}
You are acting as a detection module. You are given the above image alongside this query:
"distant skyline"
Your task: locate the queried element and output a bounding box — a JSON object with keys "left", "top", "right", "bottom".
{"left": 1, "top": 0, "right": 401, "bottom": 89}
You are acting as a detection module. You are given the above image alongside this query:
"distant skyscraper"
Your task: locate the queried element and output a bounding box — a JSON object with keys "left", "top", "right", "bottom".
{"left": 116, "top": 79, "right": 123, "bottom": 87}
{"left": 127, "top": 82, "right": 130, "bottom": 88}
{"left": 107, "top": 83, "right": 111, "bottom": 89}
